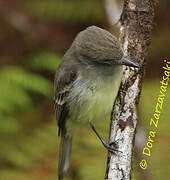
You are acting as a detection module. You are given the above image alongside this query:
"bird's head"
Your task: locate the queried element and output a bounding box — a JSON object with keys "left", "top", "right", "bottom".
{"left": 73, "top": 26, "right": 138, "bottom": 68}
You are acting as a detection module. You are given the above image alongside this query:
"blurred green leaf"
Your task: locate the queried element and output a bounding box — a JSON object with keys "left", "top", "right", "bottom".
{"left": 0, "top": 66, "right": 53, "bottom": 97}
{"left": 23, "top": 0, "right": 104, "bottom": 23}
{"left": 27, "top": 51, "right": 60, "bottom": 72}
{"left": 0, "top": 116, "right": 21, "bottom": 134}
{"left": 0, "top": 65, "right": 53, "bottom": 136}
{"left": 0, "top": 82, "right": 32, "bottom": 113}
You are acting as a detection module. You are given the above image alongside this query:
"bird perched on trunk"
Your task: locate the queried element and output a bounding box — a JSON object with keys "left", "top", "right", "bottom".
{"left": 54, "top": 26, "right": 138, "bottom": 180}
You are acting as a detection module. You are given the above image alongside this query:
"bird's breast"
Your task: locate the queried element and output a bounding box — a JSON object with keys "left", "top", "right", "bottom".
{"left": 67, "top": 66, "right": 123, "bottom": 126}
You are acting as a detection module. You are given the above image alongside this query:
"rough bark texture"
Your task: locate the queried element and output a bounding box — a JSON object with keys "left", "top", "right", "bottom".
{"left": 105, "top": 0, "right": 155, "bottom": 180}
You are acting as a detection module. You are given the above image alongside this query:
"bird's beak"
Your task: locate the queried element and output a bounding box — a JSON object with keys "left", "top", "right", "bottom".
{"left": 121, "top": 57, "right": 139, "bottom": 68}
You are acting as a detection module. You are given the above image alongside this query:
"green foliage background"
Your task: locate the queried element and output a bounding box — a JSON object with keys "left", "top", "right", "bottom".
{"left": 0, "top": 0, "right": 169, "bottom": 179}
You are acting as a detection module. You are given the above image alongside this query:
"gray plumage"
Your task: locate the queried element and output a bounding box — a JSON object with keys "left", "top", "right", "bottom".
{"left": 54, "top": 26, "right": 138, "bottom": 180}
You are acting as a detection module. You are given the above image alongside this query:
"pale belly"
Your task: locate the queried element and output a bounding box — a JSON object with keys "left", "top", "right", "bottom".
{"left": 66, "top": 66, "right": 123, "bottom": 132}
{"left": 74, "top": 84, "right": 118, "bottom": 123}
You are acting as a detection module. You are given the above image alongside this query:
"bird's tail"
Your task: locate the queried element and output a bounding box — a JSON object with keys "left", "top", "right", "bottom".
{"left": 58, "top": 131, "right": 72, "bottom": 180}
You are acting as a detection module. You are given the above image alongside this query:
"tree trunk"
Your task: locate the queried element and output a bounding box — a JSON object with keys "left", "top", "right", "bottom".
{"left": 105, "top": 0, "right": 155, "bottom": 179}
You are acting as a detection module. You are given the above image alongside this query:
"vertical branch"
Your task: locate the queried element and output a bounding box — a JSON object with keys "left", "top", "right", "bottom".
{"left": 105, "top": 0, "right": 155, "bottom": 179}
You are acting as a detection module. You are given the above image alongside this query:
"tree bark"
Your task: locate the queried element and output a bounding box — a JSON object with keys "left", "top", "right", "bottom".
{"left": 105, "top": 0, "right": 155, "bottom": 179}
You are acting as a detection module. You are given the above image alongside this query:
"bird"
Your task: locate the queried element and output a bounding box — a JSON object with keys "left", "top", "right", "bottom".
{"left": 54, "top": 25, "right": 138, "bottom": 180}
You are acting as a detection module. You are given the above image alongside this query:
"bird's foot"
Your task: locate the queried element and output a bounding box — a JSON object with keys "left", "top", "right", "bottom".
{"left": 90, "top": 122, "right": 121, "bottom": 154}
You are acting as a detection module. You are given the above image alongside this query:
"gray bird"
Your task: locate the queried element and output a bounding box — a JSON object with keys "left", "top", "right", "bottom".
{"left": 54, "top": 26, "right": 138, "bottom": 180}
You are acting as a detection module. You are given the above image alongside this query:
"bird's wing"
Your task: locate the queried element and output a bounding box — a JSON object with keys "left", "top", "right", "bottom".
{"left": 54, "top": 65, "right": 77, "bottom": 136}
